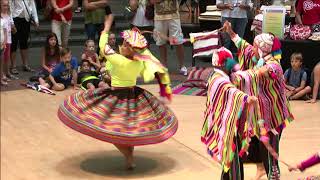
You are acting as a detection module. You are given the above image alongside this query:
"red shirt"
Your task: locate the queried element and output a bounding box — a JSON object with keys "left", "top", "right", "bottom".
{"left": 51, "top": 0, "right": 72, "bottom": 21}
{"left": 297, "top": 0, "right": 320, "bottom": 25}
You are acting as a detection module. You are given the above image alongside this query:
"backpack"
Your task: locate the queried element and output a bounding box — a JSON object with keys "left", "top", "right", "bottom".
{"left": 286, "top": 67, "right": 311, "bottom": 86}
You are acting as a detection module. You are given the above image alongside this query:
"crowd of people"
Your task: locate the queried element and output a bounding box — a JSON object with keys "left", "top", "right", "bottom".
{"left": 0, "top": 0, "right": 319, "bottom": 179}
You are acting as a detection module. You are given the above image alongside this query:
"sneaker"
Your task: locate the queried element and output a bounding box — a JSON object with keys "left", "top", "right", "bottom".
{"left": 179, "top": 66, "right": 188, "bottom": 76}
{"left": 10, "top": 67, "right": 19, "bottom": 74}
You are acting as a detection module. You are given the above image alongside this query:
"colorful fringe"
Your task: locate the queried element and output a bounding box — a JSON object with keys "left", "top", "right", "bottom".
{"left": 232, "top": 37, "right": 294, "bottom": 132}
{"left": 58, "top": 87, "right": 178, "bottom": 146}
{"left": 201, "top": 69, "right": 249, "bottom": 172}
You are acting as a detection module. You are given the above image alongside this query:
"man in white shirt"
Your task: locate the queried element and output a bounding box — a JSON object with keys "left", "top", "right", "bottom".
{"left": 10, "top": 0, "right": 39, "bottom": 74}
{"left": 217, "top": 0, "right": 252, "bottom": 52}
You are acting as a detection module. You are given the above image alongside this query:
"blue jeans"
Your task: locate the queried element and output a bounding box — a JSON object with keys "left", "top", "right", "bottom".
{"left": 221, "top": 17, "right": 248, "bottom": 53}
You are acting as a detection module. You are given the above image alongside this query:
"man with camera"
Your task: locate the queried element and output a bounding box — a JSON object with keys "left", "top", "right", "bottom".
{"left": 10, "top": 0, "right": 39, "bottom": 74}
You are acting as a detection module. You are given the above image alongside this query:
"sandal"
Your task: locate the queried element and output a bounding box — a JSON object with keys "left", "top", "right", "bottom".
{"left": 10, "top": 67, "right": 19, "bottom": 74}
{"left": 23, "top": 65, "right": 35, "bottom": 72}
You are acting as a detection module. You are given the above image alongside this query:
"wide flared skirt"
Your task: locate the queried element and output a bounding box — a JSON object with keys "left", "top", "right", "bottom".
{"left": 58, "top": 87, "right": 178, "bottom": 146}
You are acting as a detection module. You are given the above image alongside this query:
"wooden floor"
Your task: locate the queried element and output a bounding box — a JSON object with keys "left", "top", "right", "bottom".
{"left": 1, "top": 85, "right": 320, "bottom": 180}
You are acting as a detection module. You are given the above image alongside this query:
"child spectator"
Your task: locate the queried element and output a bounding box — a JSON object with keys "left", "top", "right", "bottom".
{"left": 1, "top": 0, "right": 17, "bottom": 85}
{"left": 0, "top": 11, "right": 7, "bottom": 86}
{"left": 45, "top": 47, "right": 78, "bottom": 91}
{"left": 81, "top": 39, "right": 100, "bottom": 71}
{"left": 284, "top": 52, "right": 311, "bottom": 100}
{"left": 98, "top": 59, "right": 111, "bottom": 86}
{"left": 306, "top": 62, "right": 320, "bottom": 103}
{"left": 77, "top": 60, "right": 107, "bottom": 90}
{"left": 38, "top": 33, "right": 60, "bottom": 86}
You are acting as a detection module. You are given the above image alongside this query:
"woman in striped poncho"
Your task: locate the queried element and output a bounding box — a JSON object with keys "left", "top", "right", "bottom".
{"left": 223, "top": 21, "right": 294, "bottom": 180}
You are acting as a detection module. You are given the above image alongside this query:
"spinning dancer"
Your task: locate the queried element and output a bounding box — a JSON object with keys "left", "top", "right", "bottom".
{"left": 57, "top": 14, "right": 178, "bottom": 170}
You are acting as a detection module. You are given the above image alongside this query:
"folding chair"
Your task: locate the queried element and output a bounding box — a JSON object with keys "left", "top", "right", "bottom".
{"left": 190, "top": 30, "right": 223, "bottom": 67}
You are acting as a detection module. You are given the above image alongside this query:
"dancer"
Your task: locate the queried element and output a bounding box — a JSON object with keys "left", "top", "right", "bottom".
{"left": 288, "top": 152, "right": 320, "bottom": 172}
{"left": 57, "top": 14, "right": 178, "bottom": 170}
{"left": 223, "top": 21, "right": 294, "bottom": 180}
{"left": 201, "top": 46, "right": 273, "bottom": 180}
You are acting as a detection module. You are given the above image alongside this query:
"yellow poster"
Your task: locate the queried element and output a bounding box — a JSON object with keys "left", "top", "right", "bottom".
{"left": 262, "top": 6, "right": 286, "bottom": 38}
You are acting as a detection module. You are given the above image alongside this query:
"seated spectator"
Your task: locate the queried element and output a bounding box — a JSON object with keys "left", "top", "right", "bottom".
{"left": 295, "top": 0, "right": 320, "bottom": 26}
{"left": 306, "top": 61, "right": 320, "bottom": 103}
{"left": 81, "top": 39, "right": 100, "bottom": 71}
{"left": 43, "top": 48, "right": 78, "bottom": 91}
{"left": 38, "top": 33, "right": 60, "bottom": 86}
{"left": 284, "top": 52, "right": 311, "bottom": 100}
{"left": 77, "top": 60, "right": 107, "bottom": 90}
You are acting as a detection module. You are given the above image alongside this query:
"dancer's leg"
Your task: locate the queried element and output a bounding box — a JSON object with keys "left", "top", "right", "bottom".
{"left": 114, "top": 144, "right": 135, "bottom": 170}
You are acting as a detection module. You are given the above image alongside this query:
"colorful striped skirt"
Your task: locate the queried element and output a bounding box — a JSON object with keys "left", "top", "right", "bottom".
{"left": 58, "top": 86, "right": 178, "bottom": 146}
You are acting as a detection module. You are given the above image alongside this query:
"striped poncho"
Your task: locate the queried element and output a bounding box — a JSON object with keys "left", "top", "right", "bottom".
{"left": 201, "top": 69, "right": 251, "bottom": 172}
{"left": 232, "top": 37, "right": 294, "bottom": 132}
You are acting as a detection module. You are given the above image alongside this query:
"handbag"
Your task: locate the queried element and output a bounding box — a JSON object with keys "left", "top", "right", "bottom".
{"left": 43, "top": 0, "right": 53, "bottom": 20}
{"left": 144, "top": 0, "right": 154, "bottom": 20}
{"left": 289, "top": 24, "right": 311, "bottom": 40}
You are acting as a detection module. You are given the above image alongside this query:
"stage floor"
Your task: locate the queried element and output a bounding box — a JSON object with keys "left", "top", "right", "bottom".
{"left": 1, "top": 85, "right": 319, "bottom": 180}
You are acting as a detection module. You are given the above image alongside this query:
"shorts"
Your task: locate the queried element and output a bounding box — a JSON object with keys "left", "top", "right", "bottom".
{"left": 11, "top": 17, "right": 30, "bottom": 51}
{"left": 153, "top": 19, "right": 184, "bottom": 46}
{"left": 81, "top": 79, "right": 100, "bottom": 89}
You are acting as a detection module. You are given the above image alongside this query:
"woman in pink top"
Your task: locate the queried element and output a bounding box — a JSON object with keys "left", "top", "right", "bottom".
{"left": 296, "top": 0, "right": 320, "bottom": 26}
{"left": 51, "top": 0, "right": 74, "bottom": 47}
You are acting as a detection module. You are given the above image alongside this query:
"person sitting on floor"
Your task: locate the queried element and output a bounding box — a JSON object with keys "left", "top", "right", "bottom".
{"left": 284, "top": 52, "right": 311, "bottom": 100}
{"left": 40, "top": 47, "right": 78, "bottom": 91}
{"left": 77, "top": 60, "right": 108, "bottom": 90}
{"left": 81, "top": 39, "right": 100, "bottom": 71}
{"left": 306, "top": 61, "right": 320, "bottom": 103}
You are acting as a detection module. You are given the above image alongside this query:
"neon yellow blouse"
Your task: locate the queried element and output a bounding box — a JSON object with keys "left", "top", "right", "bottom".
{"left": 99, "top": 32, "right": 171, "bottom": 87}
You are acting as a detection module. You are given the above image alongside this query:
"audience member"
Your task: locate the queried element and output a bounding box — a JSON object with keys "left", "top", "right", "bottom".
{"left": 216, "top": 0, "right": 252, "bottom": 52}
{"left": 10, "top": 0, "right": 39, "bottom": 74}
{"left": 127, "top": 0, "right": 154, "bottom": 41}
{"left": 77, "top": 59, "right": 107, "bottom": 90}
{"left": 46, "top": 47, "right": 78, "bottom": 91}
{"left": 150, "top": 0, "right": 187, "bottom": 76}
{"left": 284, "top": 52, "right": 311, "bottom": 100}
{"left": 1, "top": 0, "right": 17, "bottom": 85}
{"left": 51, "top": 0, "right": 74, "bottom": 47}
{"left": 38, "top": 33, "right": 60, "bottom": 87}
{"left": 306, "top": 61, "right": 320, "bottom": 103}
{"left": 295, "top": 0, "right": 320, "bottom": 26}
{"left": 81, "top": 39, "right": 100, "bottom": 71}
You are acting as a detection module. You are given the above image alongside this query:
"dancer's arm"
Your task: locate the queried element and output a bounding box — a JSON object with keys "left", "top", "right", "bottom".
{"left": 289, "top": 152, "right": 320, "bottom": 171}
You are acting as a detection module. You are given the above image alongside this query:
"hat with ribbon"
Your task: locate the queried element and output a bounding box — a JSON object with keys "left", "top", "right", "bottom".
{"left": 120, "top": 28, "right": 148, "bottom": 49}
{"left": 212, "top": 47, "right": 239, "bottom": 72}
{"left": 254, "top": 33, "right": 282, "bottom": 61}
